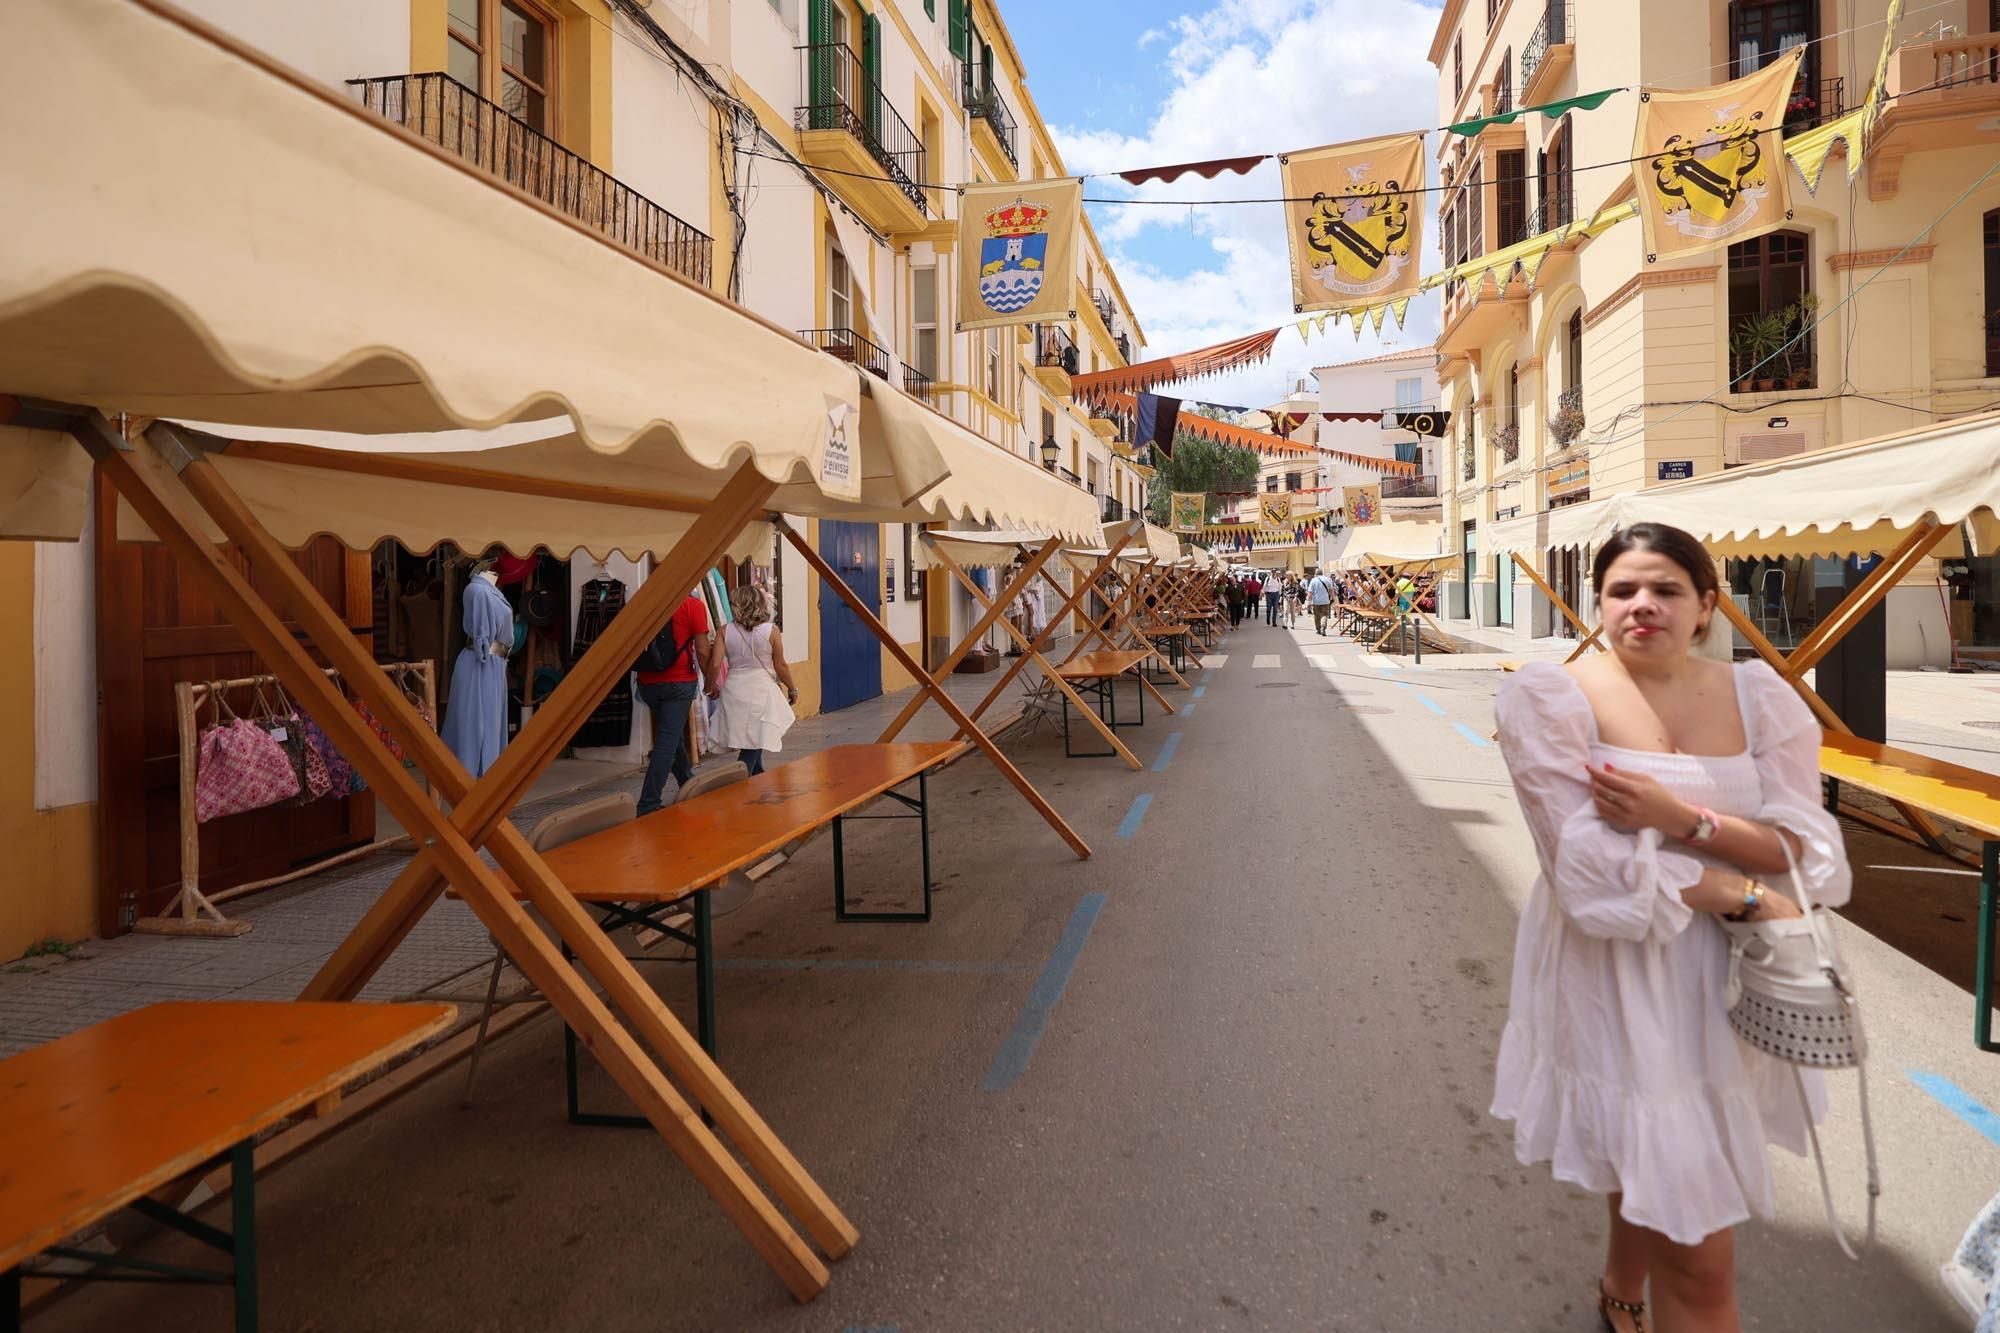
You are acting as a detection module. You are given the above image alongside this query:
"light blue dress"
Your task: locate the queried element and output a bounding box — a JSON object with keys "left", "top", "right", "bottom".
{"left": 441, "top": 574, "right": 512, "bottom": 778}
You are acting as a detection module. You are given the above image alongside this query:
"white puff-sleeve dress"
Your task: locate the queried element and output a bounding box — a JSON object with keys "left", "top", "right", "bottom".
{"left": 1490, "top": 660, "right": 1852, "bottom": 1245}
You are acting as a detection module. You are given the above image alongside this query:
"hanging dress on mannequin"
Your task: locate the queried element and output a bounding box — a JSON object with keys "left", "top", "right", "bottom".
{"left": 570, "top": 578, "right": 633, "bottom": 750}
{"left": 441, "top": 570, "right": 512, "bottom": 778}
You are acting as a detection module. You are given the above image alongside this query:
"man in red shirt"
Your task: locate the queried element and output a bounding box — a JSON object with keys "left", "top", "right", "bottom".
{"left": 635, "top": 587, "right": 712, "bottom": 816}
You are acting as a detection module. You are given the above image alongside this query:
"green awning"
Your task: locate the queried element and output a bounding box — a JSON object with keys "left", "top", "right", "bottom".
{"left": 1445, "top": 87, "right": 1621, "bottom": 136}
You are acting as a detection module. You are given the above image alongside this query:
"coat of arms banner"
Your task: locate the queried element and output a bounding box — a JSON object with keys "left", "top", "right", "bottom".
{"left": 1632, "top": 49, "right": 1801, "bottom": 262}
{"left": 1348, "top": 484, "right": 1381, "bottom": 527}
{"left": 1169, "top": 493, "right": 1204, "bottom": 532}
{"left": 956, "top": 179, "right": 1083, "bottom": 331}
{"left": 1280, "top": 133, "right": 1424, "bottom": 316}
{"left": 1259, "top": 494, "right": 1293, "bottom": 526}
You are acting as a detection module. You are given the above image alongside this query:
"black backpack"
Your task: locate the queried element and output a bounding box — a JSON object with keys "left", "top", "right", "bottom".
{"left": 635, "top": 607, "right": 694, "bottom": 675}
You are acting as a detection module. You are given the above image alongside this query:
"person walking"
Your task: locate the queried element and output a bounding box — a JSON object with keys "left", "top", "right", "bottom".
{"left": 1306, "top": 568, "right": 1335, "bottom": 635}
{"left": 703, "top": 584, "right": 797, "bottom": 776}
{"left": 1224, "top": 576, "right": 1246, "bottom": 628}
{"left": 1264, "top": 572, "right": 1282, "bottom": 626}
{"left": 1491, "top": 522, "right": 1851, "bottom": 1333}
{"left": 1243, "top": 572, "right": 1263, "bottom": 627}
{"left": 1283, "top": 574, "right": 1304, "bottom": 629}
{"left": 635, "top": 584, "right": 713, "bottom": 815}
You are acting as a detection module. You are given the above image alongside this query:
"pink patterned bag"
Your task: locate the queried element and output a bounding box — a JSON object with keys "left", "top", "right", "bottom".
{"left": 194, "top": 690, "right": 300, "bottom": 822}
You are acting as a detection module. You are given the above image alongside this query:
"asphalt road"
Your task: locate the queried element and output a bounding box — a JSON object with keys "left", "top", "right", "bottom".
{"left": 39, "top": 619, "right": 2000, "bottom": 1331}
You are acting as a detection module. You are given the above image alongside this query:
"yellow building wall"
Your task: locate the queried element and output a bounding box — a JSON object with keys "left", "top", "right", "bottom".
{"left": 0, "top": 546, "right": 96, "bottom": 958}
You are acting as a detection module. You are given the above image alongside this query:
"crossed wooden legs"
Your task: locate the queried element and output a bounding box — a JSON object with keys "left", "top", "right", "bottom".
{"left": 778, "top": 519, "right": 1091, "bottom": 860}
{"left": 79, "top": 414, "right": 847, "bottom": 1300}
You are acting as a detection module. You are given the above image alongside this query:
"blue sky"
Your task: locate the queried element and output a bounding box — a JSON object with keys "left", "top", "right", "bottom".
{"left": 1000, "top": 0, "right": 1447, "bottom": 406}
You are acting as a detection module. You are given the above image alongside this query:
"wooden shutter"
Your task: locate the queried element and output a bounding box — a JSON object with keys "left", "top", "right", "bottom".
{"left": 807, "top": 0, "right": 832, "bottom": 125}
{"left": 949, "top": 0, "right": 969, "bottom": 64}
{"left": 1497, "top": 149, "right": 1525, "bottom": 246}
{"left": 863, "top": 11, "right": 882, "bottom": 145}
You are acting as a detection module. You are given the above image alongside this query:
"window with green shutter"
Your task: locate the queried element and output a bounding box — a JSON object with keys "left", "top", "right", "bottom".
{"left": 948, "top": 0, "right": 969, "bottom": 65}
{"left": 863, "top": 11, "right": 882, "bottom": 147}
{"left": 925, "top": 0, "right": 935, "bottom": 18}
{"left": 806, "top": 0, "right": 833, "bottom": 127}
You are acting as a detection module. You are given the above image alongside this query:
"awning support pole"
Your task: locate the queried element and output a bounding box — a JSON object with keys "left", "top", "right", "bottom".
{"left": 83, "top": 416, "right": 837, "bottom": 1300}
{"left": 928, "top": 542, "right": 1142, "bottom": 770}
{"left": 775, "top": 519, "right": 1091, "bottom": 860}
{"left": 1055, "top": 556, "right": 1178, "bottom": 714}
{"left": 1509, "top": 551, "right": 1599, "bottom": 645}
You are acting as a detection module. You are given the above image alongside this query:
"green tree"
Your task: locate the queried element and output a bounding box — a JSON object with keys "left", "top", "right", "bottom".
{"left": 1144, "top": 433, "right": 1261, "bottom": 528}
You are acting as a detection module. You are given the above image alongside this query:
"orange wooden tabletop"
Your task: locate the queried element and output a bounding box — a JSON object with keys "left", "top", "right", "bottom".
{"left": 523, "top": 741, "right": 966, "bottom": 904}
{"left": 1055, "top": 650, "right": 1152, "bottom": 679}
{"left": 1820, "top": 732, "right": 2000, "bottom": 840}
{"left": 0, "top": 1001, "right": 453, "bottom": 1270}
{"left": 1137, "top": 623, "right": 1189, "bottom": 636}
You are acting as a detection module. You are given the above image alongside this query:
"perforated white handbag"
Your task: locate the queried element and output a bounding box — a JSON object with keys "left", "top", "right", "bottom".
{"left": 1719, "top": 834, "right": 1878, "bottom": 1258}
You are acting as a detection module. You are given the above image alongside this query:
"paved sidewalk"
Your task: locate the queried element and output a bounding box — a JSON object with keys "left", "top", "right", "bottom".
{"left": 0, "top": 666, "right": 1040, "bottom": 1057}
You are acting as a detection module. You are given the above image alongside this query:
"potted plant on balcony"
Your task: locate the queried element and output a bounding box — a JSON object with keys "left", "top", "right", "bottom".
{"left": 1548, "top": 386, "right": 1585, "bottom": 447}
{"left": 1729, "top": 312, "right": 1788, "bottom": 392}
{"left": 1779, "top": 294, "right": 1819, "bottom": 389}
{"left": 1491, "top": 422, "right": 1520, "bottom": 464}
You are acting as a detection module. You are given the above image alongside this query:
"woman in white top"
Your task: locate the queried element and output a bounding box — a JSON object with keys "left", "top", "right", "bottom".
{"left": 1492, "top": 523, "right": 1850, "bottom": 1333}
{"left": 702, "top": 584, "right": 797, "bottom": 776}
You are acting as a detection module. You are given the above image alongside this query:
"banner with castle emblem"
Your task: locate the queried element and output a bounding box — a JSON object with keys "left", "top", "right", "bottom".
{"left": 1632, "top": 48, "right": 1801, "bottom": 262}
{"left": 957, "top": 179, "right": 1083, "bottom": 332}
{"left": 1279, "top": 133, "right": 1424, "bottom": 316}
{"left": 1169, "top": 493, "right": 1204, "bottom": 533}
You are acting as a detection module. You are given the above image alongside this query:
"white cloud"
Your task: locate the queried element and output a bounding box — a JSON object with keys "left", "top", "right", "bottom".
{"left": 1055, "top": 0, "right": 1447, "bottom": 406}
{"left": 1136, "top": 27, "right": 1166, "bottom": 48}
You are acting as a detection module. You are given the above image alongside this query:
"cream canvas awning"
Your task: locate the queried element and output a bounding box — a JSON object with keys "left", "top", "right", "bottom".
{"left": 0, "top": 0, "right": 888, "bottom": 547}
{"left": 1334, "top": 520, "right": 1446, "bottom": 569}
{"left": 1486, "top": 410, "right": 2000, "bottom": 561}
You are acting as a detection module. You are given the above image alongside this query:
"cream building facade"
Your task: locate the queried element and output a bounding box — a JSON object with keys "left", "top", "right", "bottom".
{"left": 1426, "top": 0, "right": 2000, "bottom": 655}
{"left": 0, "top": 0, "right": 1147, "bottom": 955}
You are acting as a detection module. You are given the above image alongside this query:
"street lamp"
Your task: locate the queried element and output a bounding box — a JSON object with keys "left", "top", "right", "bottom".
{"left": 1041, "top": 437, "right": 1060, "bottom": 470}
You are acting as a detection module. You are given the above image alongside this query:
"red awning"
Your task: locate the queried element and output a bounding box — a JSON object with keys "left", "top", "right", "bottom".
{"left": 1073, "top": 329, "right": 1282, "bottom": 400}
{"left": 1116, "top": 154, "right": 1268, "bottom": 186}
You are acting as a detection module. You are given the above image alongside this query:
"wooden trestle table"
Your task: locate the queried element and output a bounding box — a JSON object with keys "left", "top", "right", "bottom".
{"left": 0, "top": 1001, "right": 453, "bottom": 1332}
{"left": 1053, "top": 650, "right": 1157, "bottom": 759}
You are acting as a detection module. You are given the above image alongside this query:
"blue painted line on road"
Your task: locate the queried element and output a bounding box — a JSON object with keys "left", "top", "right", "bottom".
{"left": 718, "top": 958, "right": 1032, "bottom": 975}
{"left": 1152, "top": 732, "right": 1184, "bottom": 773}
{"left": 1451, "top": 722, "right": 1491, "bottom": 748}
{"left": 1182, "top": 701, "right": 1196, "bottom": 717}
{"left": 981, "top": 893, "right": 1107, "bottom": 1093}
{"left": 1116, "top": 793, "right": 1153, "bottom": 838}
{"left": 1910, "top": 1070, "right": 2000, "bottom": 1150}
{"left": 1417, "top": 695, "right": 1446, "bottom": 716}
{"left": 1193, "top": 685, "right": 1207, "bottom": 698}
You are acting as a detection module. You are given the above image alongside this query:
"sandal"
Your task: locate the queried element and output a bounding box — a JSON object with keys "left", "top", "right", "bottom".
{"left": 1598, "top": 1281, "right": 1648, "bottom": 1333}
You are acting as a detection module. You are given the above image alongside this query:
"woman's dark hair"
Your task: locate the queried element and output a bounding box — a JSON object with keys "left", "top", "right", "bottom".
{"left": 1593, "top": 523, "right": 1720, "bottom": 638}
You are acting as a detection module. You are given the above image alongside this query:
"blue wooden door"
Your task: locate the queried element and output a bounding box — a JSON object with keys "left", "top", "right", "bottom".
{"left": 816, "top": 520, "right": 882, "bottom": 711}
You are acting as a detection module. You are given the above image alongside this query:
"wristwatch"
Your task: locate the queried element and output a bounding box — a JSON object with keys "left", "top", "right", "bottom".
{"left": 1683, "top": 806, "right": 1720, "bottom": 845}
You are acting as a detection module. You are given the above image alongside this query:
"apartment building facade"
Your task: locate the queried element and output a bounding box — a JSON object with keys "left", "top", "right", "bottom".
{"left": 1, "top": 0, "right": 1148, "bottom": 953}
{"left": 1426, "top": 0, "right": 2000, "bottom": 652}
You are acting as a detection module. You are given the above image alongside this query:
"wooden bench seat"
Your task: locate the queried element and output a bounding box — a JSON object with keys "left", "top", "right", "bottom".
{"left": 0, "top": 1001, "right": 451, "bottom": 1329}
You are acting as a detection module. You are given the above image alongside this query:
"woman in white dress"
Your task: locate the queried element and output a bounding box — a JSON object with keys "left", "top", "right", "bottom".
{"left": 1492, "top": 523, "right": 1851, "bottom": 1333}
{"left": 702, "top": 584, "right": 797, "bottom": 776}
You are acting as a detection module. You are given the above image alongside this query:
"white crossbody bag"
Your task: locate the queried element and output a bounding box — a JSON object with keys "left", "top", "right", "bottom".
{"left": 1718, "top": 833, "right": 1879, "bottom": 1258}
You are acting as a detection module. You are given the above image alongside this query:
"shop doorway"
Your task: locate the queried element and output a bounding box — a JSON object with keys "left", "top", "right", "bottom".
{"left": 816, "top": 520, "right": 882, "bottom": 711}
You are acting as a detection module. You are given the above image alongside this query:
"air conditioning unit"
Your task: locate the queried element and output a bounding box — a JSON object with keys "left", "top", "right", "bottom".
{"left": 1725, "top": 417, "right": 1822, "bottom": 466}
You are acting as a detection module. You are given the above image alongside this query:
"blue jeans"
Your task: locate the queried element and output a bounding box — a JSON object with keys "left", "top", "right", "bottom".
{"left": 636, "top": 679, "right": 699, "bottom": 815}
{"left": 1265, "top": 590, "right": 1280, "bottom": 624}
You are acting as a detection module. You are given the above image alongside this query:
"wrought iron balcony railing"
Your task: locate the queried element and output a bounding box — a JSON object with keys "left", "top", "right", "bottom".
{"left": 1090, "top": 288, "right": 1116, "bottom": 330}
{"left": 1381, "top": 476, "right": 1440, "bottom": 501}
{"left": 1102, "top": 499, "right": 1127, "bottom": 523}
{"left": 1520, "top": 1, "right": 1574, "bottom": 93}
{"left": 796, "top": 43, "right": 928, "bottom": 213}
{"left": 1782, "top": 77, "right": 1844, "bottom": 133}
{"left": 1116, "top": 332, "right": 1133, "bottom": 363}
{"left": 799, "top": 327, "right": 893, "bottom": 380}
{"left": 964, "top": 75, "right": 1019, "bottom": 167}
{"left": 901, "top": 362, "right": 939, "bottom": 406}
{"left": 1035, "top": 323, "right": 1079, "bottom": 373}
{"left": 350, "top": 72, "right": 713, "bottom": 286}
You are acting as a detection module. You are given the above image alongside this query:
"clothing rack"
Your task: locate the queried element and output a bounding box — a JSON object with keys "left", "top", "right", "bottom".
{"left": 149, "top": 660, "right": 436, "bottom": 938}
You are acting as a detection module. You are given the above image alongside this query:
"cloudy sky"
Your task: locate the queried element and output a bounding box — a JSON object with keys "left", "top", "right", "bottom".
{"left": 1005, "top": 0, "right": 1448, "bottom": 409}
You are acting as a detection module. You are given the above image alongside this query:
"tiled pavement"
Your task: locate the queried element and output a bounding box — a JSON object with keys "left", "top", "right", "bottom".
{"left": 0, "top": 666, "right": 1042, "bottom": 1056}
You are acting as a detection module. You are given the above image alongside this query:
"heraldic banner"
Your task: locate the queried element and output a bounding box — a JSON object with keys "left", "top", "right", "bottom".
{"left": 1170, "top": 492, "right": 1204, "bottom": 533}
{"left": 1348, "top": 483, "right": 1381, "bottom": 527}
{"left": 1259, "top": 494, "right": 1293, "bottom": 527}
{"left": 1279, "top": 133, "right": 1424, "bottom": 316}
{"left": 957, "top": 179, "right": 1083, "bottom": 331}
{"left": 1632, "top": 47, "right": 1801, "bottom": 263}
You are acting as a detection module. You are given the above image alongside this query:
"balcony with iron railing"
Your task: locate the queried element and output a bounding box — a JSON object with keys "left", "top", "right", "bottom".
{"left": 964, "top": 73, "right": 1019, "bottom": 168}
{"left": 1381, "top": 476, "right": 1441, "bottom": 502}
{"left": 349, "top": 72, "right": 713, "bottom": 287}
{"left": 1116, "top": 332, "right": 1133, "bottom": 363}
{"left": 1519, "top": 1, "right": 1575, "bottom": 104}
{"left": 1089, "top": 287, "right": 1117, "bottom": 331}
{"left": 1102, "top": 499, "right": 1127, "bottom": 523}
{"left": 795, "top": 43, "right": 929, "bottom": 232}
{"left": 901, "top": 361, "right": 939, "bottom": 408}
{"left": 1032, "top": 323, "right": 1079, "bottom": 397}
{"left": 799, "top": 327, "right": 892, "bottom": 380}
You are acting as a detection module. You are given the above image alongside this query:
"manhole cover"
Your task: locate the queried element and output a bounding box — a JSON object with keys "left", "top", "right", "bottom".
{"left": 1341, "top": 705, "right": 1392, "bottom": 714}
{"left": 1255, "top": 681, "right": 1298, "bottom": 689}
{"left": 1968, "top": 720, "right": 2000, "bottom": 730}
